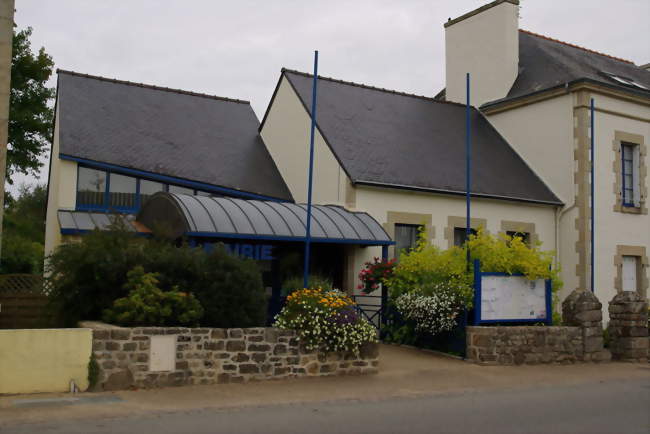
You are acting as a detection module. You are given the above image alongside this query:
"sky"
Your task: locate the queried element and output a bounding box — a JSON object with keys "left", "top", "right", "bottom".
{"left": 8, "top": 0, "right": 650, "bottom": 194}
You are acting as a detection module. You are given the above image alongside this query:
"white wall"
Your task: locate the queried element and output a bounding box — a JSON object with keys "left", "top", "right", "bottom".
{"left": 486, "top": 94, "right": 578, "bottom": 300}
{"left": 486, "top": 95, "right": 575, "bottom": 204}
{"left": 592, "top": 94, "right": 650, "bottom": 314}
{"left": 260, "top": 76, "right": 348, "bottom": 205}
{"left": 445, "top": 1, "right": 519, "bottom": 106}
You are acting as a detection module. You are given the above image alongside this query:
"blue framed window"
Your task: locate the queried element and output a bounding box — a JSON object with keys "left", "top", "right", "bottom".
{"left": 75, "top": 165, "right": 224, "bottom": 213}
{"left": 621, "top": 143, "right": 637, "bottom": 207}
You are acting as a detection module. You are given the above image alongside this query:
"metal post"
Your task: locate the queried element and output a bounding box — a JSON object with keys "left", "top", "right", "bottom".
{"left": 465, "top": 73, "right": 471, "bottom": 267}
{"left": 381, "top": 245, "right": 389, "bottom": 328}
{"left": 590, "top": 98, "right": 595, "bottom": 293}
{"left": 303, "top": 51, "right": 319, "bottom": 289}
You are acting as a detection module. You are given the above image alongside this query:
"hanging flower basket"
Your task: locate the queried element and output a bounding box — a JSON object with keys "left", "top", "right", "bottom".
{"left": 357, "top": 257, "right": 396, "bottom": 294}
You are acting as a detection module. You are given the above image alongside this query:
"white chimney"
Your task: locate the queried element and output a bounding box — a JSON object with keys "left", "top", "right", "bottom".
{"left": 444, "top": 0, "right": 519, "bottom": 106}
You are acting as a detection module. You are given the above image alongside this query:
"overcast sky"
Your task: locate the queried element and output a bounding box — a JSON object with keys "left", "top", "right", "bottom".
{"left": 9, "top": 0, "right": 650, "bottom": 194}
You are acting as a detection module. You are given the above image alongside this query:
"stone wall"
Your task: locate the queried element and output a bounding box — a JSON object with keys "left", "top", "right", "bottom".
{"left": 466, "top": 289, "right": 611, "bottom": 365}
{"left": 89, "top": 324, "right": 379, "bottom": 390}
{"left": 466, "top": 326, "right": 585, "bottom": 364}
{"left": 608, "top": 291, "right": 649, "bottom": 362}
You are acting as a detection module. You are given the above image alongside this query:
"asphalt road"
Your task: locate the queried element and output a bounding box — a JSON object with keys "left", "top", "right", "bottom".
{"left": 3, "top": 378, "right": 648, "bottom": 434}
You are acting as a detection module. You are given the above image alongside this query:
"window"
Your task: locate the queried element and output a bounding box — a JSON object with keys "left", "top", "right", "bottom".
{"left": 108, "top": 173, "right": 137, "bottom": 210}
{"left": 77, "top": 167, "right": 107, "bottom": 208}
{"left": 621, "top": 142, "right": 640, "bottom": 207}
{"left": 453, "top": 227, "right": 476, "bottom": 247}
{"left": 394, "top": 224, "right": 420, "bottom": 258}
{"left": 506, "top": 230, "right": 531, "bottom": 247}
{"left": 168, "top": 185, "right": 194, "bottom": 195}
{"left": 622, "top": 255, "right": 639, "bottom": 292}
{"left": 140, "top": 179, "right": 165, "bottom": 206}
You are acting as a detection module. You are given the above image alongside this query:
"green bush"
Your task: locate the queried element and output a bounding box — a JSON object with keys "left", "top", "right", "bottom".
{"left": 103, "top": 266, "right": 203, "bottom": 327}
{"left": 46, "top": 222, "right": 266, "bottom": 327}
{"left": 193, "top": 244, "right": 267, "bottom": 328}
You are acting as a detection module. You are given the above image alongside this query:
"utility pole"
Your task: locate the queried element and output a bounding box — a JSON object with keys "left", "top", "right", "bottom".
{"left": 0, "top": 0, "right": 14, "bottom": 263}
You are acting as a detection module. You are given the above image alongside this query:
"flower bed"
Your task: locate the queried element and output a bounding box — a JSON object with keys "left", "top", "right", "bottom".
{"left": 274, "top": 288, "right": 377, "bottom": 354}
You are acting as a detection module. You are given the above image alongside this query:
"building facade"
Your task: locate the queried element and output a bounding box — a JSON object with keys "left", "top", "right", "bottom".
{"left": 45, "top": 1, "right": 649, "bottom": 322}
{"left": 439, "top": 0, "right": 649, "bottom": 317}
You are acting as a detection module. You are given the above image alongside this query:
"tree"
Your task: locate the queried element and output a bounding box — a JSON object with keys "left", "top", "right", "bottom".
{"left": 7, "top": 27, "right": 54, "bottom": 183}
{"left": 0, "top": 183, "right": 46, "bottom": 274}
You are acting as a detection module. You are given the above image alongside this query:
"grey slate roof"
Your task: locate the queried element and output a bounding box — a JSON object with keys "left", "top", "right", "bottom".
{"left": 278, "top": 69, "right": 561, "bottom": 205}
{"left": 501, "top": 30, "right": 650, "bottom": 103}
{"left": 56, "top": 70, "right": 292, "bottom": 201}
{"left": 137, "top": 193, "right": 392, "bottom": 245}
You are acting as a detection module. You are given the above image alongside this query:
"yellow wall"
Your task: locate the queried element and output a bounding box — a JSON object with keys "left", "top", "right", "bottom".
{"left": 261, "top": 75, "right": 348, "bottom": 205}
{"left": 44, "top": 105, "right": 78, "bottom": 258}
{"left": 0, "top": 329, "right": 92, "bottom": 394}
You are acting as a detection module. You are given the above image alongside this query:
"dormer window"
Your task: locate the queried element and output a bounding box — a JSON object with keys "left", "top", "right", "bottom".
{"left": 602, "top": 71, "right": 648, "bottom": 90}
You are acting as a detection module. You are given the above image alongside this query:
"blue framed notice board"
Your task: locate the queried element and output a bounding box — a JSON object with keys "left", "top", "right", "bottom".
{"left": 473, "top": 260, "right": 552, "bottom": 325}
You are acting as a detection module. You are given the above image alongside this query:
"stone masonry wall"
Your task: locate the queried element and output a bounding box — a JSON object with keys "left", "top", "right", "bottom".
{"left": 466, "top": 326, "right": 584, "bottom": 365}
{"left": 89, "top": 325, "right": 379, "bottom": 391}
{"left": 466, "top": 289, "right": 611, "bottom": 365}
{"left": 608, "top": 291, "right": 649, "bottom": 363}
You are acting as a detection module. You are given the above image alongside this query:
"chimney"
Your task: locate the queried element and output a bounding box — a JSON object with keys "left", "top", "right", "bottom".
{"left": 444, "top": 0, "right": 519, "bottom": 106}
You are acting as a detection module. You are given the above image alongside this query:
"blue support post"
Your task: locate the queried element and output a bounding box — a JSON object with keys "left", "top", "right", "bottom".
{"left": 466, "top": 73, "right": 472, "bottom": 268}
{"left": 590, "top": 98, "right": 595, "bottom": 293}
{"left": 303, "top": 51, "right": 319, "bottom": 289}
{"left": 381, "top": 245, "right": 389, "bottom": 329}
{"left": 473, "top": 259, "right": 481, "bottom": 325}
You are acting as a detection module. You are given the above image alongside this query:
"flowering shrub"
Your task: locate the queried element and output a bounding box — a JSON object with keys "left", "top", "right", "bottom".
{"left": 394, "top": 283, "right": 467, "bottom": 335}
{"left": 103, "top": 266, "right": 204, "bottom": 327}
{"left": 358, "top": 257, "right": 396, "bottom": 294}
{"left": 274, "top": 288, "right": 377, "bottom": 354}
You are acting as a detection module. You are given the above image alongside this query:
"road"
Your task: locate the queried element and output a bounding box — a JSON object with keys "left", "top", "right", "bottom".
{"left": 3, "top": 378, "right": 648, "bottom": 434}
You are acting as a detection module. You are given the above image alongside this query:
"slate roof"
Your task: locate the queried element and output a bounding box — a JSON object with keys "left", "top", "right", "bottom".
{"left": 438, "top": 30, "right": 650, "bottom": 106}
{"left": 55, "top": 70, "right": 293, "bottom": 201}
{"left": 276, "top": 69, "right": 561, "bottom": 205}
{"left": 497, "top": 30, "right": 650, "bottom": 103}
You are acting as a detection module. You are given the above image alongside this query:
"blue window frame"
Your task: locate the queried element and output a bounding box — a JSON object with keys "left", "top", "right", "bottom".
{"left": 75, "top": 165, "right": 226, "bottom": 213}
{"left": 621, "top": 143, "right": 636, "bottom": 207}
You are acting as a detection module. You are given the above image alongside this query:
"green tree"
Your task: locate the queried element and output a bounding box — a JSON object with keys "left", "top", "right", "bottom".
{"left": 1, "top": 183, "right": 46, "bottom": 273}
{"left": 8, "top": 27, "right": 54, "bottom": 183}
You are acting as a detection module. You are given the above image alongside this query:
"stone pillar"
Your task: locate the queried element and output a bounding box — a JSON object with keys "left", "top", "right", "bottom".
{"left": 562, "top": 289, "right": 610, "bottom": 362}
{"left": 608, "top": 292, "right": 648, "bottom": 363}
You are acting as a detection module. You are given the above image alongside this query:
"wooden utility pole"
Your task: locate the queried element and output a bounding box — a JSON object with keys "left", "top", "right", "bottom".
{"left": 0, "top": 0, "right": 14, "bottom": 262}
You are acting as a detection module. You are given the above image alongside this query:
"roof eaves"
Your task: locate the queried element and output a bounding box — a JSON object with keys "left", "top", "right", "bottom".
{"left": 355, "top": 180, "right": 564, "bottom": 207}
{"left": 481, "top": 78, "right": 650, "bottom": 111}
{"left": 57, "top": 69, "right": 250, "bottom": 105}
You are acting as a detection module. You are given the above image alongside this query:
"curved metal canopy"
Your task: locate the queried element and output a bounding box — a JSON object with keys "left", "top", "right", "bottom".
{"left": 137, "top": 193, "right": 393, "bottom": 245}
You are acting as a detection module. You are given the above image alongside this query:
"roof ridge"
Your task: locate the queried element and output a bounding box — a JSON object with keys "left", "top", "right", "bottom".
{"left": 519, "top": 29, "right": 635, "bottom": 65}
{"left": 56, "top": 69, "right": 250, "bottom": 104}
{"left": 281, "top": 68, "right": 467, "bottom": 107}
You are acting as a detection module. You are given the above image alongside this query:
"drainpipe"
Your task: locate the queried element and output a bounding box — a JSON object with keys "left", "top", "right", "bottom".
{"left": 555, "top": 202, "right": 576, "bottom": 270}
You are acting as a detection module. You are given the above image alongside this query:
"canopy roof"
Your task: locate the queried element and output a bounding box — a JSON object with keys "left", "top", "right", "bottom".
{"left": 137, "top": 193, "right": 393, "bottom": 245}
